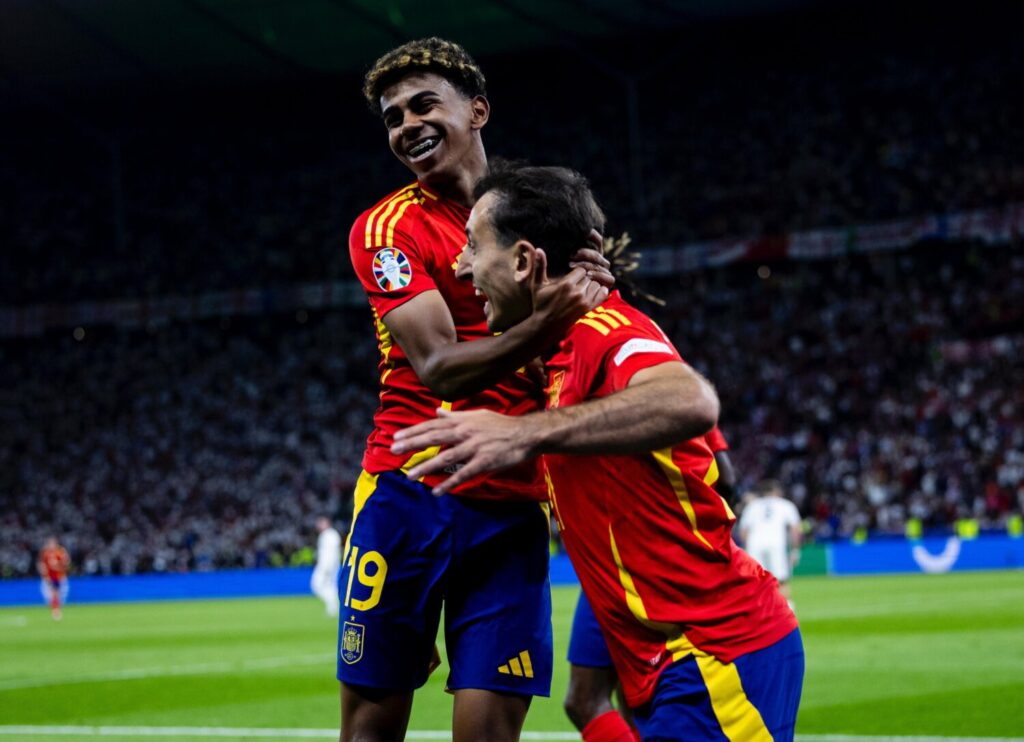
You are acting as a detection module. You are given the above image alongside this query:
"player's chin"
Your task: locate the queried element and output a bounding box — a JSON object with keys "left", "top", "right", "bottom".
{"left": 484, "top": 307, "right": 508, "bottom": 333}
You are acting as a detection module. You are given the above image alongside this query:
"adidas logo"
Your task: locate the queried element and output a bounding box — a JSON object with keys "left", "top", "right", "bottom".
{"left": 497, "top": 650, "right": 534, "bottom": 678}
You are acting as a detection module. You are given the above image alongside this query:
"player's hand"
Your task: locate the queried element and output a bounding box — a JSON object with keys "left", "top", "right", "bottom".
{"left": 427, "top": 643, "right": 442, "bottom": 676}
{"left": 392, "top": 408, "right": 539, "bottom": 495}
{"left": 568, "top": 229, "right": 615, "bottom": 289}
{"left": 532, "top": 249, "right": 609, "bottom": 329}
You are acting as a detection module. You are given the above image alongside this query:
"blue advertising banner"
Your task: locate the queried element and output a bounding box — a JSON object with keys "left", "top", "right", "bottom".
{"left": 0, "top": 567, "right": 313, "bottom": 607}
{"left": 829, "top": 535, "right": 1024, "bottom": 575}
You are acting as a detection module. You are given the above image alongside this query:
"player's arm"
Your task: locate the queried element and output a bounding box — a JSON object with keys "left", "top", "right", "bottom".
{"left": 713, "top": 450, "right": 737, "bottom": 502}
{"left": 385, "top": 266, "right": 606, "bottom": 400}
{"left": 737, "top": 509, "right": 750, "bottom": 545}
{"left": 788, "top": 509, "right": 803, "bottom": 567}
{"left": 394, "top": 360, "right": 719, "bottom": 493}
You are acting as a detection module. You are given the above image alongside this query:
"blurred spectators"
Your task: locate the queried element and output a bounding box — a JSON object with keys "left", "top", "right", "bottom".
{"left": 653, "top": 242, "right": 1024, "bottom": 540}
{"left": 0, "top": 312, "right": 377, "bottom": 577}
{"left": 2, "top": 39, "right": 1020, "bottom": 306}
{"left": 2, "top": 241, "right": 1021, "bottom": 576}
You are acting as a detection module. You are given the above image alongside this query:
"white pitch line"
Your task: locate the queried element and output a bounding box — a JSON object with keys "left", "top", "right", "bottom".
{"left": 0, "top": 653, "right": 334, "bottom": 692}
{"left": 0, "top": 615, "right": 27, "bottom": 627}
{"left": 0, "top": 728, "right": 1021, "bottom": 741}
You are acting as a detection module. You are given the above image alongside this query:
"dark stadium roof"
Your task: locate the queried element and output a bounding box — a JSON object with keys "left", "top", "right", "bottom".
{"left": 1, "top": 0, "right": 816, "bottom": 90}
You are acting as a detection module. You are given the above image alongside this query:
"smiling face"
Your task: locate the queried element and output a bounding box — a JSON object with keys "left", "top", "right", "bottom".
{"left": 461, "top": 191, "right": 534, "bottom": 332}
{"left": 379, "top": 72, "right": 489, "bottom": 187}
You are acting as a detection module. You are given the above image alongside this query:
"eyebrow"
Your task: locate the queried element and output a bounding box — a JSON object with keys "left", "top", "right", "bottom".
{"left": 381, "top": 91, "right": 438, "bottom": 120}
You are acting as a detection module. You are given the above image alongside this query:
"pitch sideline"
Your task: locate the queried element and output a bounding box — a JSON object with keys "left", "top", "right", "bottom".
{"left": 0, "top": 727, "right": 1021, "bottom": 741}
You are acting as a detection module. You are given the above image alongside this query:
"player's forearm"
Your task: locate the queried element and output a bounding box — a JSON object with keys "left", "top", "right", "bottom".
{"left": 530, "top": 374, "right": 719, "bottom": 456}
{"left": 418, "top": 313, "right": 561, "bottom": 399}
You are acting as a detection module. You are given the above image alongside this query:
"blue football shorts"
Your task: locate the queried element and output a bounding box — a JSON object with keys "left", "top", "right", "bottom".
{"left": 336, "top": 470, "right": 553, "bottom": 697}
{"left": 567, "top": 589, "right": 614, "bottom": 668}
{"left": 633, "top": 628, "right": 804, "bottom": 742}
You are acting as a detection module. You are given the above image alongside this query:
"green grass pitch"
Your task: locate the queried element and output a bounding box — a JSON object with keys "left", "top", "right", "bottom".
{"left": 2, "top": 571, "right": 1023, "bottom": 741}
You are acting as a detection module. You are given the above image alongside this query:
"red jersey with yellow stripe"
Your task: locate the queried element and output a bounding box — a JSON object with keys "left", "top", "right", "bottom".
{"left": 349, "top": 182, "right": 545, "bottom": 501}
{"left": 705, "top": 425, "right": 729, "bottom": 452}
{"left": 544, "top": 292, "right": 797, "bottom": 706}
{"left": 40, "top": 546, "right": 70, "bottom": 581}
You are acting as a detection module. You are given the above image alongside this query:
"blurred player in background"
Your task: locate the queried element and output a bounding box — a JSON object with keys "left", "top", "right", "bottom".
{"left": 342, "top": 38, "right": 609, "bottom": 742}
{"left": 396, "top": 164, "right": 803, "bottom": 742}
{"left": 38, "top": 537, "right": 70, "bottom": 621}
{"left": 311, "top": 517, "right": 342, "bottom": 618}
{"left": 563, "top": 427, "right": 737, "bottom": 741}
{"left": 738, "top": 480, "right": 803, "bottom": 607}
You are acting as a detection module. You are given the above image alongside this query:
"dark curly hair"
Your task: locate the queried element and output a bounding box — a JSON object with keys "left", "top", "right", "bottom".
{"left": 362, "top": 37, "right": 487, "bottom": 116}
{"left": 473, "top": 162, "right": 606, "bottom": 277}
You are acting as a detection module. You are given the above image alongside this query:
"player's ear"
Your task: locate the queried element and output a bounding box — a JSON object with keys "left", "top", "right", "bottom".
{"left": 514, "top": 242, "right": 544, "bottom": 284}
{"left": 469, "top": 95, "right": 490, "bottom": 130}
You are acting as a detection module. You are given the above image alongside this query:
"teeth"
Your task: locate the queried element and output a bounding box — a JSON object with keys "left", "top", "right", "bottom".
{"left": 409, "top": 137, "right": 439, "bottom": 157}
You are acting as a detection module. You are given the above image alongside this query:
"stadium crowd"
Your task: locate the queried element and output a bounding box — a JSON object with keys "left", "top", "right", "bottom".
{"left": 2, "top": 239, "right": 1021, "bottom": 577}
{"left": 2, "top": 41, "right": 1019, "bottom": 306}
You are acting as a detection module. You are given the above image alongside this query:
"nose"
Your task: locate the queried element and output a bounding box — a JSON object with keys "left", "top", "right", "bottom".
{"left": 398, "top": 111, "right": 424, "bottom": 139}
{"left": 455, "top": 245, "right": 473, "bottom": 281}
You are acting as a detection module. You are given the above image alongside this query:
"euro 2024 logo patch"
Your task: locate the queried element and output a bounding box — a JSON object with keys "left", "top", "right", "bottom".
{"left": 341, "top": 621, "right": 365, "bottom": 664}
{"left": 373, "top": 248, "right": 412, "bottom": 291}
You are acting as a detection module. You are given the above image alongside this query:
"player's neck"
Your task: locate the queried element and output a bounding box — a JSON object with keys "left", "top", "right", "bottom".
{"left": 422, "top": 146, "right": 487, "bottom": 208}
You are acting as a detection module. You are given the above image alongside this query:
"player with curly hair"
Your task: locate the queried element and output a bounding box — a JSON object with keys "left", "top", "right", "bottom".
{"left": 339, "top": 38, "right": 611, "bottom": 742}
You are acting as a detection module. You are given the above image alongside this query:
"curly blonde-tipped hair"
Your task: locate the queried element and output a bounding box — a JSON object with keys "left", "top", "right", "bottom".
{"left": 362, "top": 37, "right": 487, "bottom": 116}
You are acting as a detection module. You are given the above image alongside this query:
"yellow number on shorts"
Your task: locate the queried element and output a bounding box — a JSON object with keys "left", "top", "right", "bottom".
{"left": 343, "top": 546, "right": 388, "bottom": 612}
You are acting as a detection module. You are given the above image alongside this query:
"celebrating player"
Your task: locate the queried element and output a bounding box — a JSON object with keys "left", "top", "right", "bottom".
{"left": 38, "top": 537, "right": 70, "bottom": 621}
{"left": 311, "top": 517, "right": 342, "bottom": 618}
{"left": 394, "top": 164, "right": 804, "bottom": 741}
{"left": 564, "top": 427, "right": 737, "bottom": 741}
{"left": 738, "top": 480, "right": 803, "bottom": 607}
{"left": 342, "top": 39, "right": 610, "bottom": 742}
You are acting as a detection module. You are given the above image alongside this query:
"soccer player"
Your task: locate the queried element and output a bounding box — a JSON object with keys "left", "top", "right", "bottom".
{"left": 564, "top": 427, "right": 737, "bottom": 741}
{"left": 38, "top": 537, "right": 70, "bottom": 621}
{"left": 342, "top": 39, "right": 610, "bottom": 742}
{"left": 311, "top": 517, "right": 342, "bottom": 618}
{"left": 738, "top": 480, "right": 802, "bottom": 606}
{"left": 394, "top": 164, "right": 804, "bottom": 741}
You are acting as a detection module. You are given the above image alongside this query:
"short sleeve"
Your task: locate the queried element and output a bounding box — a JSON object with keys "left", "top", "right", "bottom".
{"left": 603, "top": 331, "right": 683, "bottom": 393}
{"left": 785, "top": 501, "right": 801, "bottom": 526}
{"left": 704, "top": 425, "right": 729, "bottom": 452}
{"left": 570, "top": 304, "right": 683, "bottom": 396}
{"left": 349, "top": 213, "right": 438, "bottom": 318}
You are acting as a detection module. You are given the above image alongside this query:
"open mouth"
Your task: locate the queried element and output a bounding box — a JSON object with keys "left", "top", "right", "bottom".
{"left": 407, "top": 136, "right": 441, "bottom": 162}
{"left": 474, "top": 287, "right": 490, "bottom": 313}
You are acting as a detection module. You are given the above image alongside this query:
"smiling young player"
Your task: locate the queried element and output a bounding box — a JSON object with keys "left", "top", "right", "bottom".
{"left": 342, "top": 39, "right": 609, "bottom": 742}
{"left": 395, "top": 164, "right": 803, "bottom": 742}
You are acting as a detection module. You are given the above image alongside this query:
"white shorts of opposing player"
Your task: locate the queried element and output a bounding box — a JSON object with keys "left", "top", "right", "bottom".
{"left": 310, "top": 565, "right": 340, "bottom": 617}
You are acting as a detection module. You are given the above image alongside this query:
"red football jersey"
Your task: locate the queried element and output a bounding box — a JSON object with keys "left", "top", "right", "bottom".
{"left": 544, "top": 292, "right": 797, "bottom": 706}
{"left": 349, "top": 182, "right": 545, "bottom": 501}
{"left": 705, "top": 425, "right": 729, "bottom": 453}
{"left": 40, "top": 546, "right": 70, "bottom": 581}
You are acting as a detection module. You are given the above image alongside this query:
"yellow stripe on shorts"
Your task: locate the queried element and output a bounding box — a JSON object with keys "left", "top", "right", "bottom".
{"left": 696, "top": 654, "right": 773, "bottom": 742}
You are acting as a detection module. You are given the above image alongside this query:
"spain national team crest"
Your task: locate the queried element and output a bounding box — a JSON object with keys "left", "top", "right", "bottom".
{"left": 546, "top": 370, "right": 566, "bottom": 409}
{"left": 372, "top": 248, "right": 412, "bottom": 291}
{"left": 340, "top": 621, "right": 365, "bottom": 665}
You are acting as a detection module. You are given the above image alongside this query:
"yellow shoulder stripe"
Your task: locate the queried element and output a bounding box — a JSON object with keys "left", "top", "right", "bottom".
{"left": 364, "top": 185, "right": 417, "bottom": 248}
{"left": 575, "top": 307, "right": 634, "bottom": 336}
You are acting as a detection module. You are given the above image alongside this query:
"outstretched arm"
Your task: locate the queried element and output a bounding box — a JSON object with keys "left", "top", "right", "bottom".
{"left": 392, "top": 361, "right": 719, "bottom": 494}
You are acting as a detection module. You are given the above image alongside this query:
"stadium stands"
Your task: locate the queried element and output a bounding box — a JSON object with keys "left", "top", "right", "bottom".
{"left": 2, "top": 39, "right": 1020, "bottom": 305}
{"left": 2, "top": 27, "right": 1021, "bottom": 577}
{"left": 2, "top": 240, "right": 1021, "bottom": 576}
